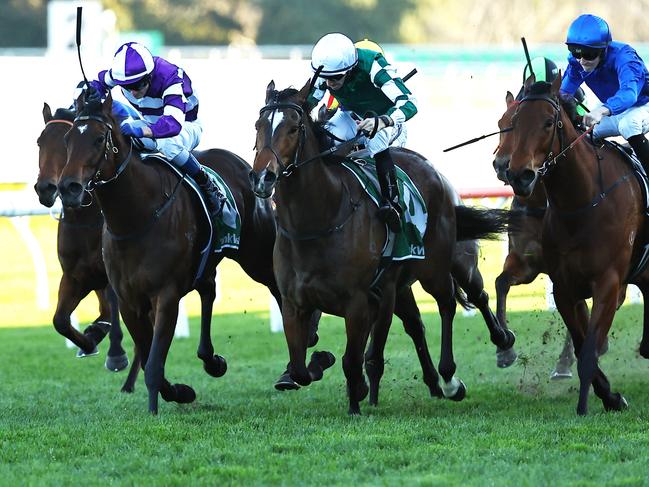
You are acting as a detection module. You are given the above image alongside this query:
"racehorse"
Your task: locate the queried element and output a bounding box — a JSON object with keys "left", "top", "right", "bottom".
{"left": 506, "top": 75, "right": 648, "bottom": 415}
{"left": 36, "top": 103, "right": 128, "bottom": 373}
{"left": 493, "top": 91, "right": 577, "bottom": 377}
{"left": 56, "top": 92, "right": 322, "bottom": 413}
{"left": 250, "top": 81, "right": 514, "bottom": 414}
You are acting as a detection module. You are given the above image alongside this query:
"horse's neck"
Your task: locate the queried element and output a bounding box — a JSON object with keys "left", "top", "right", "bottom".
{"left": 544, "top": 126, "right": 599, "bottom": 210}
{"left": 95, "top": 155, "right": 159, "bottom": 235}
{"left": 275, "top": 155, "right": 345, "bottom": 232}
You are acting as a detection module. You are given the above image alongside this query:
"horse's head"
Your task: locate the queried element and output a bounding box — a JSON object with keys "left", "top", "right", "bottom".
{"left": 58, "top": 91, "right": 123, "bottom": 208}
{"left": 492, "top": 91, "right": 518, "bottom": 183}
{"left": 249, "top": 80, "right": 311, "bottom": 198}
{"left": 35, "top": 104, "right": 74, "bottom": 207}
{"left": 506, "top": 75, "right": 563, "bottom": 197}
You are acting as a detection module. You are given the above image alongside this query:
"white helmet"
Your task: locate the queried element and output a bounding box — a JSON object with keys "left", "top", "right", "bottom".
{"left": 110, "top": 42, "right": 155, "bottom": 85}
{"left": 311, "top": 33, "right": 358, "bottom": 77}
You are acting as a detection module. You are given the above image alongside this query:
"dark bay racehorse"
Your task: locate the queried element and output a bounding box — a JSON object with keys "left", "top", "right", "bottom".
{"left": 57, "top": 92, "right": 318, "bottom": 413}
{"left": 493, "top": 92, "right": 576, "bottom": 377}
{"left": 36, "top": 104, "right": 128, "bottom": 373}
{"left": 506, "top": 75, "right": 648, "bottom": 415}
{"left": 250, "top": 81, "right": 514, "bottom": 414}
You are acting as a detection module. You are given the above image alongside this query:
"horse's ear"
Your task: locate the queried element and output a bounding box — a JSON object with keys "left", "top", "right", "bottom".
{"left": 74, "top": 92, "right": 85, "bottom": 112}
{"left": 551, "top": 70, "right": 562, "bottom": 96}
{"left": 265, "top": 80, "right": 275, "bottom": 104}
{"left": 42, "top": 103, "right": 53, "bottom": 123}
{"left": 297, "top": 79, "right": 311, "bottom": 104}
{"left": 505, "top": 91, "right": 515, "bottom": 107}
{"left": 102, "top": 91, "right": 113, "bottom": 116}
{"left": 523, "top": 73, "right": 536, "bottom": 95}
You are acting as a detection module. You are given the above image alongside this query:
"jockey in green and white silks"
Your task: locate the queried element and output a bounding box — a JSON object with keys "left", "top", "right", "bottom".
{"left": 308, "top": 32, "right": 418, "bottom": 233}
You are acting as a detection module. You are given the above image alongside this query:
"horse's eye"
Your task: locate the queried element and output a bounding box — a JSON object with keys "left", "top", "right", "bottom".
{"left": 95, "top": 135, "right": 106, "bottom": 147}
{"left": 544, "top": 119, "right": 554, "bottom": 128}
{"left": 289, "top": 125, "right": 299, "bottom": 134}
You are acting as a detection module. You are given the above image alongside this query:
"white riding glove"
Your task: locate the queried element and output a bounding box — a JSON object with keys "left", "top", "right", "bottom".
{"left": 583, "top": 105, "right": 610, "bottom": 127}
{"left": 357, "top": 115, "right": 394, "bottom": 138}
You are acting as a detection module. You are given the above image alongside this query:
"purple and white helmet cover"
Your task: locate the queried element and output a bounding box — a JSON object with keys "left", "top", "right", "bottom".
{"left": 110, "top": 42, "right": 155, "bottom": 84}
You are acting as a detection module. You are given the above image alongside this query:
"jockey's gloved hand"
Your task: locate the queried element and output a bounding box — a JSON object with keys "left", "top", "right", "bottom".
{"left": 583, "top": 105, "right": 610, "bottom": 127}
{"left": 85, "top": 86, "right": 101, "bottom": 103}
{"left": 120, "top": 121, "right": 144, "bottom": 138}
{"left": 357, "top": 115, "right": 394, "bottom": 138}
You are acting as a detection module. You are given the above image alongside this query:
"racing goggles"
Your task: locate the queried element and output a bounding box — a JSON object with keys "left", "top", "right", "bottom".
{"left": 568, "top": 45, "right": 602, "bottom": 61}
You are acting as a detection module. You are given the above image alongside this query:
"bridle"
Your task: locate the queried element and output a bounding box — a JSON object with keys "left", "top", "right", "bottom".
{"left": 72, "top": 114, "right": 133, "bottom": 191}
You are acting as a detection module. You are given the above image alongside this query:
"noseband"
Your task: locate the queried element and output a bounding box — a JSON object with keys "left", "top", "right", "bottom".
{"left": 73, "top": 114, "right": 133, "bottom": 190}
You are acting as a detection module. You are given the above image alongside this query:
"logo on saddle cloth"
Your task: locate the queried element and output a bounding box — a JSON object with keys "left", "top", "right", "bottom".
{"left": 342, "top": 157, "right": 427, "bottom": 260}
{"left": 141, "top": 154, "right": 242, "bottom": 253}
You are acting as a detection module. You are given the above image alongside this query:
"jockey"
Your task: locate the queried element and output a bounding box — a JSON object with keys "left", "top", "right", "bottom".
{"left": 87, "top": 42, "right": 224, "bottom": 219}
{"left": 560, "top": 14, "right": 649, "bottom": 173}
{"left": 308, "top": 32, "right": 418, "bottom": 233}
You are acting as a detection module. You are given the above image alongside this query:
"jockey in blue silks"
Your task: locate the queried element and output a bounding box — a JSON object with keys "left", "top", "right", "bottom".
{"left": 87, "top": 42, "right": 223, "bottom": 219}
{"left": 560, "top": 14, "right": 649, "bottom": 173}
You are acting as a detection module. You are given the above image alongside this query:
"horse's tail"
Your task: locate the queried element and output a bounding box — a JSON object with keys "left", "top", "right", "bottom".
{"left": 453, "top": 277, "right": 474, "bottom": 311}
{"left": 455, "top": 205, "right": 510, "bottom": 241}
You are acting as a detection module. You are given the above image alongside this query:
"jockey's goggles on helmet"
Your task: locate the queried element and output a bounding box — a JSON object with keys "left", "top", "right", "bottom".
{"left": 568, "top": 45, "right": 602, "bottom": 61}
{"left": 322, "top": 72, "right": 347, "bottom": 81}
{"left": 122, "top": 75, "right": 151, "bottom": 91}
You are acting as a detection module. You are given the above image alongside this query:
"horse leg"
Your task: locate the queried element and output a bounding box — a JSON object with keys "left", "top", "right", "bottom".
{"left": 283, "top": 300, "right": 314, "bottom": 388}
{"left": 392, "top": 287, "right": 443, "bottom": 399}
{"left": 637, "top": 284, "right": 649, "bottom": 358}
{"left": 195, "top": 273, "right": 227, "bottom": 378}
{"left": 364, "top": 285, "right": 397, "bottom": 406}
{"left": 145, "top": 293, "right": 195, "bottom": 414}
{"left": 586, "top": 278, "right": 627, "bottom": 413}
{"left": 550, "top": 327, "right": 576, "bottom": 380}
{"left": 52, "top": 275, "right": 101, "bottom": 355}
{"left": 342, "top": 296, "right": 372, "bottom": 415}
{"left": 101, "top": 285, "right": 129, "bottom": 372}
{"left": 120, "top": 345, "right": 141, "bottom": 393}
{"left": 422, "top": 275, "right": 465, "bottom": 401}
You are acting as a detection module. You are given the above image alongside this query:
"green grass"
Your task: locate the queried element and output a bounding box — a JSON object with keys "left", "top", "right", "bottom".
{"left": 2, "top": 305, "right": 649, "bottom": 486}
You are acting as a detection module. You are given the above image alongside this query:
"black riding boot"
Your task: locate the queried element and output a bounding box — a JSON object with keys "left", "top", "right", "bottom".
{"left": 374, "top": 150, "right": 402, "bottom": 233}
{"left": 194, "top": 166, "right": 225, "bottom": 220}
{"left": 628, "top": 134, "right": 649, "bottom": 175}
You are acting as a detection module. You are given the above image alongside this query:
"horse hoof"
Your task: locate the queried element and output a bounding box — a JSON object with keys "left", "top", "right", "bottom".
{"left": 307, "top": 332, "right": 319, "bottom": 348}
{"left": 496, "top": 347, "right": 518, "bottom": 368}
{"left": 76, "top": 346, "right": 99, "bottom": 358}
{"left": 173, "top": 384, "right": 196, "bottom": 404}
{"left": 274, "top": 370, "right": 300, "bottom": 391}
{"left": 348, "top": 405, "right": 362, "bottom": 416}
{"left": 105, "top": 353, "right": 129, "bottom": 372}
{"left": 348, "top": 379, "right": 369, "bottom": 403}
{"left": 550, "top": 369, "right": 573, "bottom": 380}
{"left": 448, "top": 381, "right": 466, "bottom": 402}
{"left": 203, "top": 355, "right": 227, "bottom": 378}
{"left": 604, "top": 393, "right": 628, "bottom": 412}
{"left": 429, "top": 384, "right": 444, "bottom": 399}
{"left": 121, "top": 384, "right": 135, "bottom": 394}
{"left": 311, "top": 351, "right": 336, "bottom": 370}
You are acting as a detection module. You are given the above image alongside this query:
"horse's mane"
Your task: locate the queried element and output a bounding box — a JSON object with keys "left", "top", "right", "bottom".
{"left": 52, "top": 108, "right": 75, "bottom": 121}
{"left": 525, "top": 81, "right": 579, "bottom": 128}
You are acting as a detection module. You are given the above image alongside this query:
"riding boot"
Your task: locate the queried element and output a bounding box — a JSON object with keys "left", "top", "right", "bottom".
{"left": 193, "top": 165, "right": 226, "bottom": 220}
{"left": 628, "top": 134, "right": 649, "bottom": 176}
{"left": 374, "top": 150, "right": 402, "bottom": 233}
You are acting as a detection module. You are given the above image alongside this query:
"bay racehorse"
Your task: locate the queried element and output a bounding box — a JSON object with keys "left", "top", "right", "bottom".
{"left": 506, "top": 75, "right": 648, "bottom": 415}
{"left": 57, "top": 92, "right": 322, "bottom": 413}
{"left": 493, "top": 91, "right": 577, "bottom": 377}
{"left": 36, "top": 104, "right": 128, "bottom": 373}
{"left": 250, "top": 81, "right": 514, "bottom": 414}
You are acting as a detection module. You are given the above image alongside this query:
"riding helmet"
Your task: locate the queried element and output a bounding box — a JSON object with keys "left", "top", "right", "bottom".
{"left": 523, "top": 57, "right": 559, "bottom": 83}
{"left": 565, "top": 14, "right": 611, "bottom": 48}
{"left": 110, "top": 42, "right": 155, "bottom": 85}
{"left": 311, "top": 33, "right": 358, "bottom": 77}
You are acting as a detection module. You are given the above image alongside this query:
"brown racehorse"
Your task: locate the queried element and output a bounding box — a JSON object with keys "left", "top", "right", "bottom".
{"left": 36, "top": 104, "right": 128, "bottom": 373}
{"left": 250, "top": 81, "right": 514, "bottom": 414}
{"left": 506, "top": 75, "right": 648, "bottom": 415}
{"left": 56, "top": 92, "right": 321, "bottom": 413}
{"left": 493, "top": 92, "right": 577, "bottom": 377}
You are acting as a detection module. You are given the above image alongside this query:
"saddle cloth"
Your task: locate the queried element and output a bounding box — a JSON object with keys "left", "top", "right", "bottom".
{"left": 341, "top": 157, "right": 427, "bottom": 261}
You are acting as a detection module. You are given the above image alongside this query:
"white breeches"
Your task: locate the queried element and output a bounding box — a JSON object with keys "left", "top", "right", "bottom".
{"left": 325, "top": 110, "right": 407, "bottom": 156}
{"left": 593, "top": 103, "right": 649, "bottom": 139}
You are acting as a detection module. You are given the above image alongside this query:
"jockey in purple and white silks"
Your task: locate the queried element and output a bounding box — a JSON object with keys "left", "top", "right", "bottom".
{"left": 88, "top": 42, "right": 223, "bottom": 219}
{"left": 307, "top": 33, "right": 418, "bottom": 233}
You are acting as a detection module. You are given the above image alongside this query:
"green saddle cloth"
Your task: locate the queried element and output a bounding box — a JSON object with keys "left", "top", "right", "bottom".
{"left": 341, "top": 157, "right": 427, "bottom": 260}
{"left": 203, "top": 167, "right": 242, "bottom": 253}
